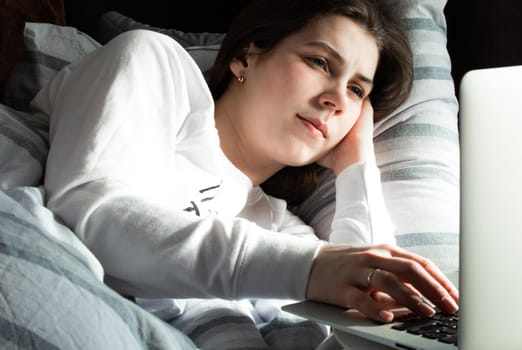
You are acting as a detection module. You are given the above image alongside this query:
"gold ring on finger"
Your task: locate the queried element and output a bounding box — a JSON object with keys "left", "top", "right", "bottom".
{"left": 367, "top": 268, "right": 380, "bottom": 289}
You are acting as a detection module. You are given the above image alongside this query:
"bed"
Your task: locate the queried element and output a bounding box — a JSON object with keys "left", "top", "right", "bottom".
{"left": 0, "top": 0, "right": 463, "bottom": 348}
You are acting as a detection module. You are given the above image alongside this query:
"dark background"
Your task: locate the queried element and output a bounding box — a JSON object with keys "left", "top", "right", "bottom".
{"left": 444, "top": 0, "right": 522, "bottom": 93}
{"left": 63, "top": 0, "right": 522, "bottom": 95}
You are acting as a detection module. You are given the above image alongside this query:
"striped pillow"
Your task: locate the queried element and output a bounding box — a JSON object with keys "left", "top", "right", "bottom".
{"left": 2, "top": 22, "right": 101, "bottom": 112}
{"left": 0, "top": 104, "right": 48, "bottom": 190}
{"left": 2, "top": 21, "right": 220, "bottom": 112}
{"left": 294, "top": 0, "right": 460, "bottom": 272}
{"left": 0, "top": 188, "right": 197, "bottom": 349}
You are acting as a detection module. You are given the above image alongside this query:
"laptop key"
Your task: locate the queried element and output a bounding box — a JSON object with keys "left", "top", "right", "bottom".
{"left": 391, "top": 310, "right": 458, "bottom": 345}
{"left": 439, "top": 333, "right": 458, "bottom": 345}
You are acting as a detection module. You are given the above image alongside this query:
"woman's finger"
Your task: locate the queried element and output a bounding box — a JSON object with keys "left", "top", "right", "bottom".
{"left": 344, "top": 289, "right": 403, "bottom": 323}
{"left": 350, "top": 244, "right": 458, "bottom": 315}
{"left": 369, "top": 253, "right": 459, "bottom": 314}
{"left": 387, "top": 245, "right": 458, "bottom": 296}
{"left": 367, "top": 267, "right": 441, "bottom": 317}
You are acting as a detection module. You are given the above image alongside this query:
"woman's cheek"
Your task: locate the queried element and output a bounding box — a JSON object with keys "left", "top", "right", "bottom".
{"left": 338, "top": 116, "right": 358, "bottom": 140}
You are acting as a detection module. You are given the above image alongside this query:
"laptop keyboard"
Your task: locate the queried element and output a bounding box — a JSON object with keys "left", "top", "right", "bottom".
{"left": 391, "top": 310, "right": 458, "bottom": 346}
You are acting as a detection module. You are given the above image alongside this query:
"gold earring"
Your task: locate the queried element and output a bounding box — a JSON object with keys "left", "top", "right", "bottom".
{"left": 237, "top": 74, "right": 245, "bottom": 84}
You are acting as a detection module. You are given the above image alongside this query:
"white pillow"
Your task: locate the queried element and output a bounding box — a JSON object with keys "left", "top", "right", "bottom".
{"left": 294, "top": 0, "right": 460, "bottom": 272}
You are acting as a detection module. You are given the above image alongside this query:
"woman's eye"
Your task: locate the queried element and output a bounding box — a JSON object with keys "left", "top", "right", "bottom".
{"left": 349, "top": 85, "right": 364, "bottom": 98}
{"left": 308, "top": 57, "right": 327, "bottom": 70}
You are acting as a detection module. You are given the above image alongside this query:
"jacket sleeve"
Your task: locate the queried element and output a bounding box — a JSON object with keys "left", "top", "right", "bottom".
{"left": 329, "top": 162, "right": 396, "bottom": 245}
{"left": 275, "top": 162, "right": 395, "bottom": 246}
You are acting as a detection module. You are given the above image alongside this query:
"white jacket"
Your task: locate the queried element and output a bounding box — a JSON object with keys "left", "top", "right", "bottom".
{"left": 32, "top": 30, "right": 394, "bottom": 301}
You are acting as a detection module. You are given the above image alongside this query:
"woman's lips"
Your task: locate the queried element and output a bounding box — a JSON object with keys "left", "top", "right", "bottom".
{"left": 297, "top": 115, "right": 327, "bottom": 139}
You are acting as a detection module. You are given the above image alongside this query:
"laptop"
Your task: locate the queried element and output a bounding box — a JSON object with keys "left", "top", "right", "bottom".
{"left": 283, "top": 65, "right": 522, "bottom": 350}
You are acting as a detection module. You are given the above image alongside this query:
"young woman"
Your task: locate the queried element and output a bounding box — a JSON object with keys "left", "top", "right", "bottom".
{"left": 33, "top": 0, "right": 458, "bottom": 347}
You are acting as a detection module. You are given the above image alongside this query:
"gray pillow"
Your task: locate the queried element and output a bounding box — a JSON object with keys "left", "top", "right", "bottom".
{"left": 97, "top": 11, "right": 223, "bottom": 74}
{"left": 97, "top": 11, "right": 225, "bottom": 47}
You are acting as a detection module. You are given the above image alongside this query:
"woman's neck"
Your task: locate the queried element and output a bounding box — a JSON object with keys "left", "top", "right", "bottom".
{"left": 214, "top": 97, "right": 283, "bottom": 186}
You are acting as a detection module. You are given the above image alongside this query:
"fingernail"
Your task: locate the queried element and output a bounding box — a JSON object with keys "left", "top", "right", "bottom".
{"left": 413, "top": 295, "right": 435, "bottom": 317}
{"left": 441, "top": 294, "right": 459, "bottom": 313}
{"left": 379, "top": 310, "right": 394, "bottom": 323}
{"left": 419, "top": 302, "right": 436, "bottom": 317}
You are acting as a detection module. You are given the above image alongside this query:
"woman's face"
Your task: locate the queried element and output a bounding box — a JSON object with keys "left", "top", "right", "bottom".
{"left": 227, "top": 14, "right": 379, "bottom": 171}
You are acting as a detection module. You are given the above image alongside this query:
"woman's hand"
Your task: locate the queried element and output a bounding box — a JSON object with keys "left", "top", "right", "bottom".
{"left": 318, "top": 98, "right": 376, "bottom": 175}
{"left": 306, "top": 244, "right": 459, "bottom": 323}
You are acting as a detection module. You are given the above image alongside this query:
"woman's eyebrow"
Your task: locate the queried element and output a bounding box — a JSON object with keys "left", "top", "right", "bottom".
{"left": 306, "top": 41, "right": 345, "bottom": 64}
{"left": 306, "top": 41, "right": 374, "bottom": 86}
{"left": 355, "top": 73, "right": 374, "bottom": 88}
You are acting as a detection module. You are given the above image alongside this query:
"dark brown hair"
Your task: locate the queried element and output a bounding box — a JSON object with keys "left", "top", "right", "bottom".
{"left": 207, "top": 0, "right": 413, "bottom": 205}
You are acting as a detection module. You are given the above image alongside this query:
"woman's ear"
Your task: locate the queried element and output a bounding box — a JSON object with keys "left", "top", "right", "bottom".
{"left": 229, "top": 43, "right": 261, "bottom": 80}
{"left": 229, "top": 46, "right": 250, "bottom": 79}
{"left": 229, "top": 58, "right": 246, "bottom": 79}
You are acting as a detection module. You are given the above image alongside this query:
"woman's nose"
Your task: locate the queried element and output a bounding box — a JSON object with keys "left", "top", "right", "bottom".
{"left": 318, "top": 83, "right": 348, "bottom": 113}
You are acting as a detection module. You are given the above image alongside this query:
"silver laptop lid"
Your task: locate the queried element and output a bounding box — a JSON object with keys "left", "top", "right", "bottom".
{"left": 459, "top": 65, "right": 522, "bottom": 349}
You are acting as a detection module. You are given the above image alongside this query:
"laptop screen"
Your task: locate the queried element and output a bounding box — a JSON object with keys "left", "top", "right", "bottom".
{"left": 459, "top": 65, "right": 522, "bottom": 349}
